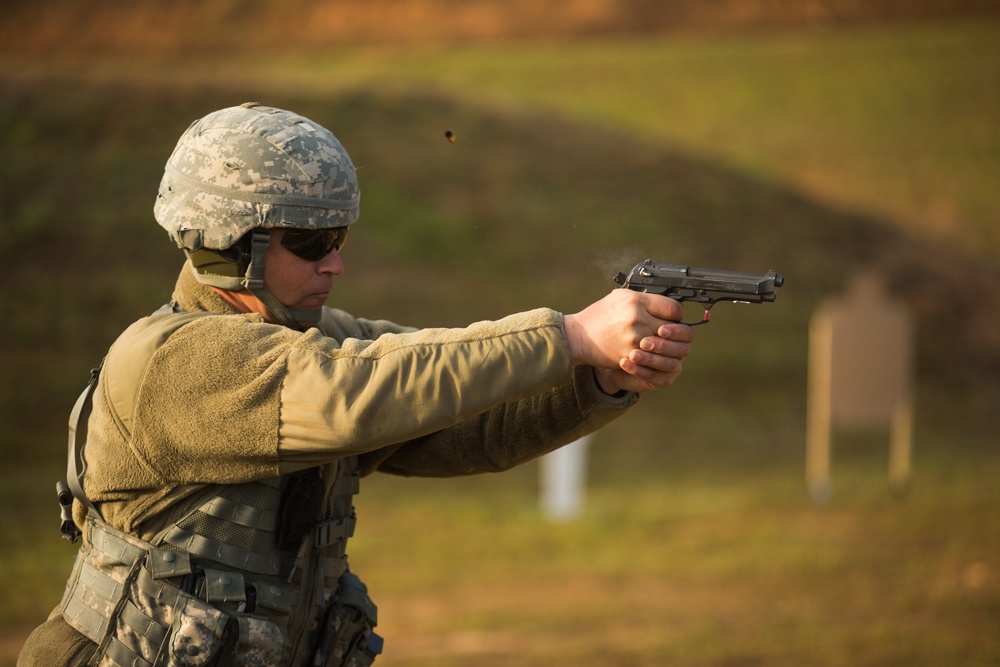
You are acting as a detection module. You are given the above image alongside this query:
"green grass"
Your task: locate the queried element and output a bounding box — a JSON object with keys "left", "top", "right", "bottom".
{"left": 291, "top": 425, "right": 1000, "bottom": 666}
{"left": 7, "top": 19, "right": 999, "bottom": 261}
{"left": 66, "top": 17, "right": 995, "bottom": 262}
{"left": 6, "top": 414, "right": 998, "bottom": 666}
{"left": 400, "top": 19, "right": 1000, "bottom": 261}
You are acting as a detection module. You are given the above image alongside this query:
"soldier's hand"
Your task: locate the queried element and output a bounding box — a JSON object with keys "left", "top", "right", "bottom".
{"left": 563, "top": 290, "right": 693, "bottom": 394}
{"left": 594, "top": 323, "right": 693, "bottom": 394}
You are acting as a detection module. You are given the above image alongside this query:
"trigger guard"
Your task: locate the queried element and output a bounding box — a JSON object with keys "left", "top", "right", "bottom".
{"left": 679, "top": 303, "right": 712, "bottom": 326}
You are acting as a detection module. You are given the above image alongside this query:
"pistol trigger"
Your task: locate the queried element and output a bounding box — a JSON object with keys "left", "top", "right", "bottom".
{"left": 680, "top": 304, "right": 712, "bottom": 327}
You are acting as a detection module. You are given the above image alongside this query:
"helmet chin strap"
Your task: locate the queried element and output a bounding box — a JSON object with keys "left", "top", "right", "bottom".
{"left": 242, "top": 230, "right": 321, "bottom": 330}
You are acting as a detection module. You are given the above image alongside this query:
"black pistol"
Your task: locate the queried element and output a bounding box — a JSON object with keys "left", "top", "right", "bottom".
{"left": 613, "top": 259, "right": 784, "bottom": 325}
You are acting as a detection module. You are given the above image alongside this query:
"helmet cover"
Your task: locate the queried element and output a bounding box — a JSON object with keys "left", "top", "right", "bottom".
{"left": 154, "top": 102, "right": 360, "bottom": 252}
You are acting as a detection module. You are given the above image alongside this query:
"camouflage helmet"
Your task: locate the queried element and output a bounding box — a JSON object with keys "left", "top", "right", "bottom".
{"left": 154, "top": 103, "right": 359, "bottom": 329}
{"left": 154, "top": 102, "right": 360, "bottom": 253}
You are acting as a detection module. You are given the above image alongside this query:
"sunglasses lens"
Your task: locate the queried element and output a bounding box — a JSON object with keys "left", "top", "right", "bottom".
{"left": 281, "top": 228, "right": 348, "bottom": 261}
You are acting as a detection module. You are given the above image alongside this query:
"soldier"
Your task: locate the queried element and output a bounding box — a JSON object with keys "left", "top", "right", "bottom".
{"left": 19, "top": 103, "right": 693, "bottom": 666}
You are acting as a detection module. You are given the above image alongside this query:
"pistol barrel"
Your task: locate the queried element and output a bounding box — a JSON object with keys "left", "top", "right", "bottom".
{"left": 614, "top": 259, "right": 783, "bottom": 305}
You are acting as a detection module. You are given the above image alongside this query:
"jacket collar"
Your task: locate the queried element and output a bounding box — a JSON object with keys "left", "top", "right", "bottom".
{"left": 170, "top": 260, "right": 243, "bottom": 316}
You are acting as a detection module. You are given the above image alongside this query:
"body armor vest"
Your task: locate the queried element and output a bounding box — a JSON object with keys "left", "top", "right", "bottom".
{"left": 57, "top": 309, "right": 382, "bottom": 667}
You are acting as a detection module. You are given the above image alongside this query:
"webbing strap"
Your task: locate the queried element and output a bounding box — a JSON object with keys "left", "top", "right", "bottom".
{"left": 104, "top": 637, "right": 153, "bottom": 667}
{"left": 66, "top": 362, "right": 104, "bottom": 517}
{"left": 62, "top": 521, "right": 141, "bottom": 644}
{"left": 119, "top": 599, "right": 169, "bottom": 648}
{"left": 160, "top": 526, "right": 289, "bottom": 576}
{"left": 63, "top": 557, "right": 118, "bottom": 641}
{"left": 65, "top": 566, "right": 166, "bottom": 667}
{"left": 324, "top": 554, "right": 348, "bottom": 584}
{"left": 202, "top": 496, "right": 278, "bottom": 532}
{"left": 91, "top": 520, "right": 147, "bottom": 566}
{"left": 87, "top": 553, "right": 145, "bottom": 667}
{"left": 77, "top": 559, "right": 126, "bottom": 606}
{"left": 134, "top": 565, "right": 183, "bottom": 611}
{"left": 63, "top": 593, "right": 110, "bottom": 644}
{"left": 314, "top": 515, "right": 356, "bottom": 549}
{"left": 330, "top": 468, "right": 360, "bottom": 497}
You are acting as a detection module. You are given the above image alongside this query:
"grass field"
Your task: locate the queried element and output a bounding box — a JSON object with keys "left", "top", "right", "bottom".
{"left": 1, "top": 14, "right": 998, "bottom": 667}
{"left": 12, "top": 19, "right": 997, "bottom": 261}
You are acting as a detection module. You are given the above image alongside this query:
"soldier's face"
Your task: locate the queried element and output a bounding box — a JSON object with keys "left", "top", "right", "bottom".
{"left": 263, "top": 228, "right": 344, "bottom": 311}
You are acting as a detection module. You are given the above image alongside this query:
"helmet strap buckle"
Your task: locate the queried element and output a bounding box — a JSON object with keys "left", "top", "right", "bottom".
{"left": 242, "top": 229, "right": 271, "bottom": 291}
{"left": 241, "top": 229, "right": 317, "bottom": 330}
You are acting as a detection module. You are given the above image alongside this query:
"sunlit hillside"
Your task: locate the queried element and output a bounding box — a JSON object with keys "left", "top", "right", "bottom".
{"left": 6, "top": 0, "right": 1000, "bottom": 55}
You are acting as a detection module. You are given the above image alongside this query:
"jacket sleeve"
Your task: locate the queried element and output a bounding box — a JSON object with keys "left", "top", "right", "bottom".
{"left": 357, "top": 365, "right": 639, "bottom": 477}
{"left": 275, "top": 307, "right": 583, "bottom": 469}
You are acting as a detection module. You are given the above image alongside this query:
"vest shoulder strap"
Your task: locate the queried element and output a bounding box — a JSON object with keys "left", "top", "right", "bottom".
{"left": 61, "top": 360, "right": 105, "bottom": 540}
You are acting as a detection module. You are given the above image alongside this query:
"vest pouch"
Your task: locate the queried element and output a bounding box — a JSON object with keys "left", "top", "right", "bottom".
{"left": 310, "top": 571, "right": 382, "bottom": 667}
{"left": 276, "top": 469, "right": 324, "bottom": 549}
{"left": 340, "top": 627, "right": 382, "bottom": 667}
{"left": 164, "top": 595, "right": 233, "bottom": 667}
{"left": 234, "top": 614, "right": 290, "bottom": 666}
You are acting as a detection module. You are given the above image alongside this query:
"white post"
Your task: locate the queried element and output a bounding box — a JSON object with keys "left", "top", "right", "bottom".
{"left": 888, "top": 398, "right": 913, "bottom": 496}
{"left": 540, "top": 434, "right": 593, "bottom": 521}
{"left": 806, "top": 310, "right": 834, "bottom": 505}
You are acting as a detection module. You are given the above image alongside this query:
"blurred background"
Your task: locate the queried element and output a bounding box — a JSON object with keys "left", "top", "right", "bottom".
{"left": 1, "top": 1, "right": 999, "bottom": 664}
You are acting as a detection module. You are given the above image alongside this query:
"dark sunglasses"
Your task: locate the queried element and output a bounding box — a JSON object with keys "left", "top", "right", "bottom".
{"left": 280, "top": 227, "right": 349, "bottom": 261}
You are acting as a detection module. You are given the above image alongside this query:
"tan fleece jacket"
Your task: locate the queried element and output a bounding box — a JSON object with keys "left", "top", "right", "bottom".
{"left": 80, "top": 262, "right": 639, "bottom": 535}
